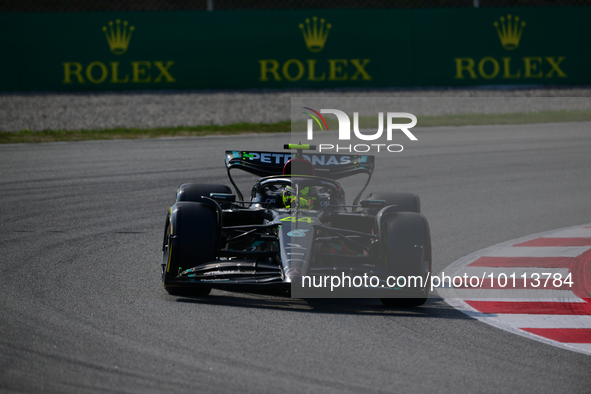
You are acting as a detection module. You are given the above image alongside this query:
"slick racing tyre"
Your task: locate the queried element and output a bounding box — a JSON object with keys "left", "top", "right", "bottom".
{"left": 378, "top": 211, "right": 432, "bottom": 308}
{"left": 162, "top": 202, "right": 218, "bottom": 296}
{"left": 365, "top": 192, "right": 421, "bottom": 215}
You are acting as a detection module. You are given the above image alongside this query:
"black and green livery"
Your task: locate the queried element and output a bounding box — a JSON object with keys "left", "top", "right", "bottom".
{"left": 161, "top": 144, "right": 431, "bottom": 307}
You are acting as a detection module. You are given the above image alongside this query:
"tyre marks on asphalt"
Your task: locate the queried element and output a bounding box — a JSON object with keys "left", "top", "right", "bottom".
{"left": 439, "top": 223, "right": 591, "bottom": 356}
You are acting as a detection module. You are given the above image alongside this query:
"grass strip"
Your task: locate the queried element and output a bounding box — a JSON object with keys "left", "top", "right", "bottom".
{"left": 0, "top": 121, "right": 291, "bottom": 144}
{"left": 2, "top": 110, "right": 590, "bottom": 144}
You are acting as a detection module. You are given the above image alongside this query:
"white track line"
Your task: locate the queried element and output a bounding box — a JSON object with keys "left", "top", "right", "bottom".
{"left": 547, "top": 228, "right": 591, "bottom": 238}
{"left": 569, "top": 344, "right": 591, "bottom": 352}
{"left": 487, "top": 314, "right": 591, "bottom": 328}
{"left": 484, "top": 246, "right": 590, "bottom": 257}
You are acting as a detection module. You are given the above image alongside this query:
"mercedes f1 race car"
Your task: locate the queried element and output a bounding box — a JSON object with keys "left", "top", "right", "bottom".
{"left": 161, "top": 144, "right": 431, "bottom": 307}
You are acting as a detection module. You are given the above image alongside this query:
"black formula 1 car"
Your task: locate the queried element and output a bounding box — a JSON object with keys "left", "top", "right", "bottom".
{"left": 161, "top": 144, "right": 431, "bottom": 307}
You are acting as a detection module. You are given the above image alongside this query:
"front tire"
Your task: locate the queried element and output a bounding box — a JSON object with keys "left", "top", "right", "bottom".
{"left": 378, "top": 211, "right": 431, "bottom": 308}
{"left": 162, "top": 202, "right": 217, "bottom": 296}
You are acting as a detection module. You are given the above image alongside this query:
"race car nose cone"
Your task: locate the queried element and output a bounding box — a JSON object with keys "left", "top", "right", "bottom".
{"left": 284, "top": 267, "right": 303, "bottom": 281}
{"left": 284, "top": 259, "right": 306, "bottom": 282}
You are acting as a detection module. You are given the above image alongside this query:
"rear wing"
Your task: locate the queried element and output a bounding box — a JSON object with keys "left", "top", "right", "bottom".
{"left": 225, "top": 150, "right": 375, "bottom": 201}
{"left": 225, "top": 150, "right": 374, "bottom": 179}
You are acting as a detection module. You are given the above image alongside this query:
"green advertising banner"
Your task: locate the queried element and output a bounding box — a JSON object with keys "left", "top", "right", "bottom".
{"left": 0, "top": 7, "right": 589, "bottom": 91}
{"left": 413, "top": 8, "right": 590, "bottom": 86}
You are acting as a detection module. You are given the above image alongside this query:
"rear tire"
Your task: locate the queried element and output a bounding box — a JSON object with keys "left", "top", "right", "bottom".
{"left": 162, "top": 202, "right": 217, "bottom": 296}
{"left": 378, "top": 212, "right": 431, "bottom": 308}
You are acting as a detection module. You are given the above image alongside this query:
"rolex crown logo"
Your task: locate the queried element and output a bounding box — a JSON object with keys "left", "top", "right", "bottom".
{"left": 493, "top": 14, "right": 525, "bottom": 50}
{"left": 299, "top": 16, "right": 331, "bottom": 53}
{"left": 102, "top": 19, "right": 135, "bottom": 55}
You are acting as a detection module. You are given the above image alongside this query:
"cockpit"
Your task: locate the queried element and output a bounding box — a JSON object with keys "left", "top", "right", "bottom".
{"left": 250, "top": 158, "right": 344, "bottom": 210}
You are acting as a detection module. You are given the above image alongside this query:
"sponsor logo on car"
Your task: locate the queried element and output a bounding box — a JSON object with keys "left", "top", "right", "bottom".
{"left": 287, "top": 229, "right": 309, "bottom": 237}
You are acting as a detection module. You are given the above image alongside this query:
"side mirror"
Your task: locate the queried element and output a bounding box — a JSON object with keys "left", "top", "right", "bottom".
{"left": 209, "top": 193, "right": 236, "bottom": 203}
{"left": 359, "top": 199, "right": 386, "bottom": 208}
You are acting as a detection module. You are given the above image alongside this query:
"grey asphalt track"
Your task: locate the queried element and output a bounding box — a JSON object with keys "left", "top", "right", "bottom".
{"left": 1, "top": 122, "right": 590, "bottom": 393}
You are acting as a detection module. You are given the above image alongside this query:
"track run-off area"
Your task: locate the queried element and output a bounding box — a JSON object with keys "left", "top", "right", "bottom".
{"left": 1, "top": 122, "right": 590, "bottom": 393}
{"left": 440, "top": 223, "right": 591, "bottom": 356}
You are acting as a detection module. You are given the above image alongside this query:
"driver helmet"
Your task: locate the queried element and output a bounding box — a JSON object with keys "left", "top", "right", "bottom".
{"left": 282, "top": 185, "right": 317, "bottom": 209}
{"left": 282, "top": 158, "right": 317, "bottom": 209}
